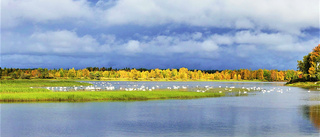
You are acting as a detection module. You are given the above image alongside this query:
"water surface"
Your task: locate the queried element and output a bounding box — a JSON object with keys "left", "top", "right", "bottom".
{"left": 2, "top": 82, "right": 320, "bottom": 137}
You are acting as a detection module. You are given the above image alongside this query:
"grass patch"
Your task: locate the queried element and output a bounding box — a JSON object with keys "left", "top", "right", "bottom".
{"left": 0, "top": 90, "right": 225, "bottom": 102}
{"left": 0, "top": 79, "right": 256, "bottom": 102}
{"left": 286, "top": 82, "right": 320, "bottom": 89}
{"left": 310, "top": 96, "right": 320, "bottom": 101}
{"left": 0, "top": 79, "right": 92, "bottom": 93}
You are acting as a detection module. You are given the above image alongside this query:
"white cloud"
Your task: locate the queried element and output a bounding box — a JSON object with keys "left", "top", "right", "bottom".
{"left": 236, "top": 45, "right": 257, "bottom": 57}
{"left": 2, "top": 0, "right": 318, "bottom": 70}
{"left": 192, "top": 32, "right": 203, "bottom": 40}
{"left": 101, "top": 0, "right": 319, "bottom": 34}
{"left": 2, "top": 0, "right": 318, "bottom": 34}
{"left": 2, "top": 30, "right": 107, "bottom": 55}
{"left": 234, "top": 31, "right": 295, "bottom": 45}
{"left": 3, "top": 29, "right": 317, "bottom": 58}
{"left": 30, "top": 30, "right": 99, "bottom": 53}
{"left": 201, "top": 40, "right": 219, "bottom": 52}
{"left": 123, "top": 40, "right": 142, "bottom": 53}
{"left": 210, "top": 34, "right": 233, "bottom": 45}
{"left": 233, "top": 31, "right": 318, "bottom": 52}
{"left": 100, "top": 34, "right": 116, "bottom": 44}
{"left": 1, "top": 0, "right": 93, "bottom": 28}
{"left": 235, "top": 19, "right": 254, "bottom": 29}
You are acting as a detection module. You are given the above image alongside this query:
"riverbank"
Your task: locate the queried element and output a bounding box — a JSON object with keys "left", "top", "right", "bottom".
{"left": 286, "top": 82, "right": 320, "bottom": 89}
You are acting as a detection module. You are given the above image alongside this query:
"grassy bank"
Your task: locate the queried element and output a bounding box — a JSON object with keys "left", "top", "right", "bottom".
{"left": 0, "top": 90, "right": 224, "bottom": 102}
{"left": 0, "top": 79, "right": 228, "bottom": 102}
{"left": 286, "top": 82, "right": 320, "bottom": 89}
{"left": 0, "top": 79, "right": 92, "bottom": 93}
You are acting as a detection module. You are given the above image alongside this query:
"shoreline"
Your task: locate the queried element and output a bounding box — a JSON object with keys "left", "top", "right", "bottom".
{"left": 285, "top": 82, "right": 320, "bottom": 89}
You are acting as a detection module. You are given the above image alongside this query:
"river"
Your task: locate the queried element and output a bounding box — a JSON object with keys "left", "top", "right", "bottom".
{"left": 1, "top": 82, "right": 320, "bottom": 136}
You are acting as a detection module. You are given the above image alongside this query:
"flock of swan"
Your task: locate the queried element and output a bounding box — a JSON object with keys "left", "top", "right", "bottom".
{"left": 39, "top": 81, "right": 314, "bottom": 94}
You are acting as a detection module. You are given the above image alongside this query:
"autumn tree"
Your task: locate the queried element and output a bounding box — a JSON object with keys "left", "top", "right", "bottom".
{"left": 67, "top": 68, "right": 76, "bottom": 78}
{"left": 130, "top": 69, "right": 139, "bottom": 80}
{"left": 82, "top": 69, "right": 90, "bottom": 78}
{"left": 257, "top": 69, "right": 264, "bottom": 80}
{"left": 59, "top": 68, "right": 65, "bottom": 77}
{"left": 270, "top": 70, "right": 278, "bottom": 81}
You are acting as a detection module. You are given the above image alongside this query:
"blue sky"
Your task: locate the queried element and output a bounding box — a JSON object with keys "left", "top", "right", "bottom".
{"left": 1, "top": 0, "right": 319, "bottom": 70}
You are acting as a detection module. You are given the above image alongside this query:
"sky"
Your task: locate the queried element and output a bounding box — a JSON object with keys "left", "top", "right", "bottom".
{"left": 1, "top": 0, "right": 319, "bottom": 70}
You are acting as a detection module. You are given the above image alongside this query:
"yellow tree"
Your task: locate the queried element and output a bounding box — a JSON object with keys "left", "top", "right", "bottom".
{"left": 165, "top": 69, "right": 172, "bottom": 79}
{"left": 141, "top": 71, "right": 148, "bottom": 79}
{"left": 119, "top": 70, "right": 128, "bottom": 78}
{"left": 103, "top": 71, "right": 109, "bottom": 78}
{"left": 179, "top": 67, "right": 189, "bottom": 80}
{"left": 309, "top": 44, "right": 320, "bottom": 77}
{"left": 277, "top": 71, "right": 285, "bottom": 81}
{"left": 237, "top": 74, "right": 242, "bottom": 80}
{"left": 67, "top": 68, "right": 76, "bottom": 78}
{"left": 257, "top": 69, "right": 264, "bottom": 80}
{"left": 308, "top": 67, "right": 316, "bottom": 78}
{"left": 82, "top": 69, "right": 90, "bottom": 78}
{"left": 197, "top": 70, "right": 203, "bottom": 80}
{"left": 233, "top": 74, "right": 237, "bottom": 80}
{"left": 54, "top": 72, "right": 61, "bottom": 78}
{"left": 149, "top": 70, "right": 156, "bottom": 78}
{"left": 76, "top": 70, "right": 82, "bottom": 78}
{"left": 155, "top": 68, "right": 163, "bottom": 79}
{"left": 130, "top": 69, "right": 139, "bottom": 80}
{"left": 172, "top": 69, "right": 178, "bottom": 79}
{"left": 270, "top": 70, "right": 277, "bottom": 81}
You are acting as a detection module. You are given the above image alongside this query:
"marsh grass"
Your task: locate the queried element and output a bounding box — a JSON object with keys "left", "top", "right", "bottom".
{"left": 0, "top": 79, "right": 255, "bottom": 102}
{"left": 286, "top": 82, "right": 320, "bottom": 89}
{"left": 0, "top": 90, "right": 225, "bottom": 102}
{"left": 0, "top": 79, "right": 91, "bottom": 93}
{"left": 310, "top": 96, "right": 320, "bottom": 101}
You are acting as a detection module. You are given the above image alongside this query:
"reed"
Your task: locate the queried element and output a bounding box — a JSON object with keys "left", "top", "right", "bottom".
{"left": 286, "top": 82, "right": 320, "bottom": 89}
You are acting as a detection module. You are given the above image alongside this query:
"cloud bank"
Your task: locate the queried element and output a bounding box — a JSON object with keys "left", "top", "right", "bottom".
{"left": 1, "top": 0, "right": 319, "bottom": 70}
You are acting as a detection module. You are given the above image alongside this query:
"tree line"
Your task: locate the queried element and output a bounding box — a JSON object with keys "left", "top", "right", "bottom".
{"left": 0, "top": 67, "right": 299, "bottom": 81}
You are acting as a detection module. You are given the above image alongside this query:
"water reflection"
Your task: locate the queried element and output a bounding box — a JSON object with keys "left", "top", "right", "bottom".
{"left": 302, "top": 105, "right": 320, "bottom": 130}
